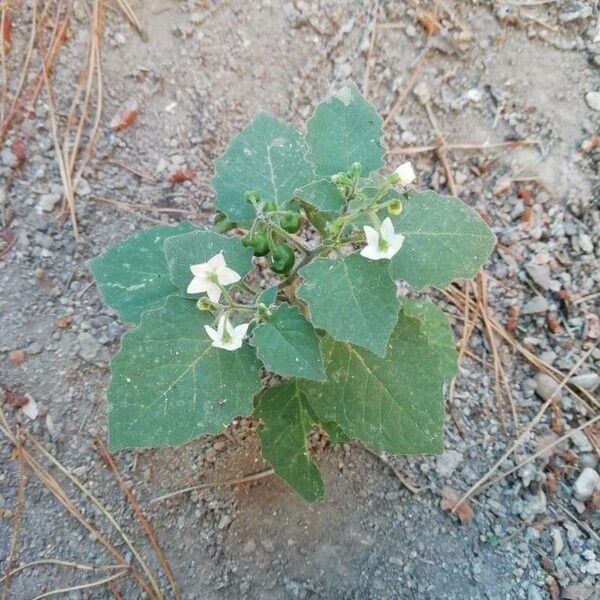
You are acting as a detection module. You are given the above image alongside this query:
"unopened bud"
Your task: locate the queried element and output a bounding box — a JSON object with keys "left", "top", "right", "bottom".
{"left": 387, "top": 199, "right": 403, "bottom": 216}
{"left": 197, "top": 297, "right": 213, "bottom": 311}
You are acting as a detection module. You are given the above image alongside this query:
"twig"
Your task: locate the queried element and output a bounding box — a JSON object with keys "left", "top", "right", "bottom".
{"left": 424, "top": 101, "right": 457, "bottom": 195}
{"left": 0, "top": 560, "right": 123, "bottom": 584}
{"left": 31, "top": 569, "right": 129, "bottom": 600}
{"left": 359, "top": 444, "right": 421, "bottom": 494}
{"left": 95, "top": 436, "right": 181, "bottom": 600}
{"left": 362, "top": 0, "right": 379, "bottom": 97}
{"left": 451, "top": 342, "right": 598, "bottom": 512}
{"left": 390, "top": 139, "right": 540, "bottom": 155}
{"left": 150, "top": 469, "right": 275, "bottom": 505}
{"left": 114, "top": 0, "right": 145, "bottom": 38}
{"left": 1, "top": 441, "right": 26, "bottom": 600}
{"left": 24, "top": 431, "right": 164, "bottom": 600}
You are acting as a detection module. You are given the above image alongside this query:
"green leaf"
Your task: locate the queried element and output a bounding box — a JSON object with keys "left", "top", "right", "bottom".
{"left": 108, "top": 296, "right": 262, "bottom": 450}
{"left": 402, "top": 298, "right": 458, "bottom": 381}
{"left": 256, "top": 285, "right": 278, "bottom": 307}
{"left": 163, "top": 229, "right": 254, "bottom": 297}
{"left": 252, "top": 304, "right": 325, "bottom": 381}
{"left": 87, "top": 221, "right": 197, "bottom": 324}
{"left": 300, "top": 310, "right": 446, "bottom": 455}
{"left": 212, "top": 112, "right": 315, "bottom": 226}
{"left": 294, "top": 178, "right": 345, "bottom": 213}
{"left": 298, "top": 254, "right": 399, "bottom": 357}
{"left": 255, "top": 381, "right": 324, "bottom": 501}
{"left": 389, "top": 191, "right": 496, "bottom": 289}
{"left": 306, "top": 84, "right": 385, "bottom": 177}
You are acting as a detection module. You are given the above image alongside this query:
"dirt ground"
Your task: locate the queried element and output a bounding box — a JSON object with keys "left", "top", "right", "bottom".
{"left": 1, "top": 1, "right": 599, "bottom": 599}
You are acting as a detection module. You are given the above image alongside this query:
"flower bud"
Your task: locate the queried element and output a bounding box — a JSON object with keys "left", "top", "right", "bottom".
{"left": 257, "top": 303, "right": 272, "bottom": 320}
{"left": 391, "top": 161, "right": 416, "bottom": 185}
{"left": 387, "top": 199, "right": 403, "bottom": 216}
{"left": 196, "top": 297, "right": 214, "bottom": 311}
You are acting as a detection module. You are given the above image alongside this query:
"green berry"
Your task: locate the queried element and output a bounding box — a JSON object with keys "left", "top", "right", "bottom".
{"left": 280, "top": 212, "right": 302, "bottom": 233}
{"left": 251, "top": 233, "right": 270, "bottom": 257}
{"left": 263, "top": 200, "right": 277, "bottom": 213}
{"left": 269, "top": 244, "right": 295, "bottom": 274}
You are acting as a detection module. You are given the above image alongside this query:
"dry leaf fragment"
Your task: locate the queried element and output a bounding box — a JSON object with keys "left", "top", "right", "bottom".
{"left": 5, "top": 389, "right": 28, "bottom": 408}
{"left": 8, "top": 349, "right": 26, "bottom": 365}
{"left": 111, "top": 108, "right": 138, "bottom": 131}
{"left": 440, "top": 486, "right": 474, "bottom": 524}
{"left": 1, "top": 13, "right": 11, "bottom": 54}
{"left": 168, "top": 169, "right": 196, "bottom": 184}
{"left": 11, "top": 139, "right": 26, "bottom": 163}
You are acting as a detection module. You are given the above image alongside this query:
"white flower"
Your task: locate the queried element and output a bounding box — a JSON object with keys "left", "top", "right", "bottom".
{"left": 360, "top": 217, "right": 405, "bottom": 261}
{"left": 204, "top": 315, "right": 249, "bottom": 351}
{"left": 187, "top": 252, "right": 240, "bottom": 302}
{"left": 394, "top": 161, "right": 416, "bottom": 185}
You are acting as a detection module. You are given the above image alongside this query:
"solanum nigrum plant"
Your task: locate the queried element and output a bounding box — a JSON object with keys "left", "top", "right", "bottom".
{"left": 89, "top": 85, "right": 495, "bottom": 501}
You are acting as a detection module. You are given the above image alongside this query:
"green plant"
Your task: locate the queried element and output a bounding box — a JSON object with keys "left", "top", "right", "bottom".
{"left": 88, "top": 85, "right": 495, "bottom": 501}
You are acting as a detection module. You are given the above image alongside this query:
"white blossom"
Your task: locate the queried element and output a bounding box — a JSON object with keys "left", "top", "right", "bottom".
{"left": 360, "top": 217, "right": 405, "bottom": 261}
{"left": 187, "top": 252, "right": 240, "bottom": 303}
{"left": 394, "top": 161, "right": 416, "bottom": 185}
{"left": 204, "top": 315, "right": 249, "bottom": 351}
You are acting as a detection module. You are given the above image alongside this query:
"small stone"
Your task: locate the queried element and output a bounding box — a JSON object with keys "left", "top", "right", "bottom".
{"left": 8, "top": 349, "right": 26, "bottom": 365}
{"left": 1, "top": 147, "right": 17, "bottom": 168}
{"left": 525, "top": 263, "right": 559, "bottom": 291}
{"left": 570, "top": 373, "right": 600, "bottom": 391}
{"left": 38, "top": 193, "right": 61, "bottom": 213}
{"left": 334, "top": 62, "right": 352, "bottom": 79}
{"left": 583, "top": 560, "right": 600, "bottom": 575}
{"left": 559, "top": 3, "right": 592, "bottom": 23}
{"left": 528, "top": 585, "right": 543, "bottom": 600}
{"left": 217, "top": 514, "right": 231, "bottom": 530}
{"left": 243, "top": 539, "right": 256, "bottom": 554}
{"left": 562, "top": 584, "right": 595, "bottom": 600}
{"left": 585, "top": 91, "right": 600, "bottom": 111}
{"left": 551, "top": 528, "right": 563, "bottom": 556}
{"left": 435, "top": 449, "right": 463, "bottom": 477}
{"left": 466, "top": 88, "right": 483, "bottom": 103}
{"left": 534, "top": 373, "right": 561, "bottom": 402}
{"left": 77, "top": 332, "right": 100, "bottom": 361}
{"left": 413, "top": 82, "right": 430, "bottom": 105}
{"left": 77, "top": 178, "right": 91, "bottom": 196}
{"left": 521, "top": 296, "right": 548, "bottom": 315}
{"left": 573, "top": 468, "right": 600, "bottom": 501}
{"left": 520, "top": 489, "right": 547, "bottom": 522}
{"left": 26, "top": 341, "right": 43, "bottom": 355}
{"left": 571, "top": 430, "right": 593, "bottom": 453}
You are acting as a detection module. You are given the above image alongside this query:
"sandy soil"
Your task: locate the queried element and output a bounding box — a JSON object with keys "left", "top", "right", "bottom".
{"left": 1, "top": 1, "right": 599, "bottom": 599}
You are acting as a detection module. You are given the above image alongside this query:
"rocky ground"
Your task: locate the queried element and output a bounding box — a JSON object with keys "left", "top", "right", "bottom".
{"left": 1, "top": 1, "right": 599, "bottom": 599}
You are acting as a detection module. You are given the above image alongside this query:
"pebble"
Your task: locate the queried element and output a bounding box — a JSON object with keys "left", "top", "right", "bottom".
{"left": 1, "top": 147, "right": 17, "bottom": 168}
{"left": 559, "top": 3, "right": 593, "bottom": 23}
{"left": 570, "top": 430, "right": 593, "bottom": 453}
{"left": 8, "top": 349, "right": 26, "bottom": 365}
{"left": 77, "top": 332, "right": 101, "bottom": 361}
{"left": 466, "top": 88, "right": 483, "bottom": 103}
{"left": 413, "top": 82, "right": 430, "bottom": 105}
{"left": 521, "top": 296, "right": 548, "bottom": 315}
{"left": 520, "top": 489, "right": 547, "bottom": 523}
{"left": 217, "top": 514, "right": 231, "bottom": 530}
{"left": 570, "top": 373, "right": 600, "bottom": 391}
{"left": 435, "top": 450, "right": 463, "bottom": 478}
{"left": 534, "top": 373, "right": 561, "bottom": 402}
{"left": 585, "top": 91, "right": 600, "bottom": 111}
{"left": 573, "top": 468, "right": 600, "bottom": 501}
{"left": 551, "top": 528, "right": 563, "bottom": 556}
{"left": 39, "top": 193, "right": 61, "bottom": 213}
{"left": 525, "top": 263, "right": 559, "bottom": 292}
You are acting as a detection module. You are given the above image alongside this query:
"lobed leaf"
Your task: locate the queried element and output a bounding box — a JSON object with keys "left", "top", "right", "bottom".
{"left": 163, "top": 229, "right": 254, "bottom": 297}
{"left": 306, "top": 84, "right": 385, "bottom": 177}
{"left": 108, "top": 296, "right": 262, "bottom": 450}
{"left": 87, "top": 221, "right": 196, "bottom": 324}
{"left": 300, "top": 309, "right": 446, "bottom": 455}
{"left": 252, "top": 304, "right": 326, "bottom": 381}
{"left": 298, "top": 254, "right": 399, "bottom": 357}
{"left": 255, "top": 381, "right": 325, "bottom": 502}
{"left": 389, "top": 191, "right": 496, "bottom": 289}
{"left": 212, "top": 112, "right": 315, "bottom": 226}
{"left": 402, "top": 298, "right": 458, "bottom": 381}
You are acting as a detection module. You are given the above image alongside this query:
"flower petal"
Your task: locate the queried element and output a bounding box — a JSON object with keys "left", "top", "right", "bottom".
{"left": 217, "top": 266, "right": 241, "bottom": 286}
{"left": 207, "top": 252, "right": 226, "bottom": 270}
{"left": 187, "top": 276, "right": 209, "bottom": 295}
{"left": 363, "top": 225, "right": 379, "bottom": 248}
{"left": 190, "top": 263, "right": 209, "bottom": 277}
{"left": 360, "top": 245, "right": 385, "bottom": 260}
{"left": 204, "top": 324, "right": 220, "bottom": 343}
{"left": 380, "top": 217, "right": 395, "bottom": 243}
{"left": 206, "top": 283, "right": 222, "bottom": 304}
{"left": 216, "top": 314, "right": 227, "bottom": 336}
{"left": 233, "top": 322, "right": 249, "bottom": 340}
